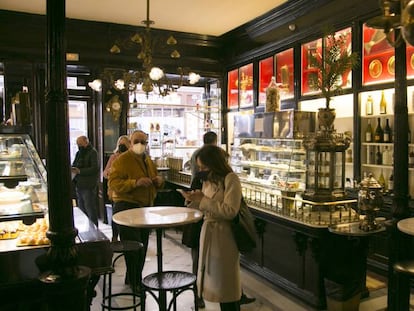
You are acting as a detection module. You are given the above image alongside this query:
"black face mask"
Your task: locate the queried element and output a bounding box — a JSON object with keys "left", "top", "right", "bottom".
{"left": 195, "top": 170, "right": 210, "bottom": 182}
{"left": 78, "top": 146, "right": 85, "bottom": 151}
{"left": 118, "top": 144, "right": 128, "bottom": 153}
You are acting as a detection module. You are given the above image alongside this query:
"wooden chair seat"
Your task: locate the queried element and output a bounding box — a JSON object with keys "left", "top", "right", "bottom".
{"left": 141, "top": 271, "right": 198, "bottom": 311}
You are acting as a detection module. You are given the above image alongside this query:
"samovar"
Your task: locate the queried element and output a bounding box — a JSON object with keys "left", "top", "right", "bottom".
{"left": 358, "top": 173, "right": 384, "bottom": 231}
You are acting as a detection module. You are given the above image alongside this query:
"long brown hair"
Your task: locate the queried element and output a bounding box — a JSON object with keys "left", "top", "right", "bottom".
{"left": 196, "top": 145, "right": 232, "bottom": 184}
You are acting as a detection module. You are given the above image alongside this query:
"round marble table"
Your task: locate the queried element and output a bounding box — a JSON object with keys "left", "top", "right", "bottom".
{"left": 113, "top": 206, "right": 203, "bottom": 272}
{"left": 113, "top": 206, "right": 203, "bottom": 311}
{"left": 397, "top": 217, "right": 414, "bottom": 236}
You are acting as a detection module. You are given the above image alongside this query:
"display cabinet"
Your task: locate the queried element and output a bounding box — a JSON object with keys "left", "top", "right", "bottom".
{"left": 230, "top": 136, "right": 358, "bottom": 225}
{"left": 0, "top": 133, "right": 48, "bottom": 225}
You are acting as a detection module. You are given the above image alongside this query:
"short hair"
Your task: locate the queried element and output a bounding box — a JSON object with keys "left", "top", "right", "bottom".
{"left": 203, "top": 131, "right": 217, "bottom": 145}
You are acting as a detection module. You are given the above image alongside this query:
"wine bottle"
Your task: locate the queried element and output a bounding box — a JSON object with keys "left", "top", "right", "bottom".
{"left": 383, "top": 118, "right": 392, "bottom": 143}
{"left": 378, "top": 169, "right": 386, "bottom": 191}
{"left": 375, "top": 146, "right": 382, "bottom": 165}
{"left": 409, "top": 150, "right": 414, "bottom": 168}
{"left": 382, "top": 146, "right": 392, "bottom": 165}
{"left": 379, "top": 90, "right": 387, "bottom": 114}
{"left": 366, "top": 95, "right": 373, "bottom": 115}
{"left": 374, "top": 118, "right": 383, "bottom": 143}
{"left": 365, "top": 120, "right": 373, "bottom": 142}
{"left": 388, "top": 173, "right": 394, "bottom": 194}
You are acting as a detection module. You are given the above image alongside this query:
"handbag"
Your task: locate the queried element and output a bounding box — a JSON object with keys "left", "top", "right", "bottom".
{"left": 231, "top": 197, "right": 257, "bottom": 253}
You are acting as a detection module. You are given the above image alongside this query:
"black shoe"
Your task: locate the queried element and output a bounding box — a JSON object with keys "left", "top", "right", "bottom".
{"left": 197, "top": 297, "right": 205, "bottom": 309}
{"left": 240, "top": 293, "right": 256, "bottom": 305}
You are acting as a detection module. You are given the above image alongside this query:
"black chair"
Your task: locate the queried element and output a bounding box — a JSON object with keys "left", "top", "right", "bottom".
{"left": 141, "top": 270, "right": 198, "bottom": 311}
{"left": 101, "top": 240, "right": 144, "bottom": 311}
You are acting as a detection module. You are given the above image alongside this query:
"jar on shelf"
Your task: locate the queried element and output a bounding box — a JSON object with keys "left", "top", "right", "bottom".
{"left": 265, "top": 76, "right": 280, "bottom": 112}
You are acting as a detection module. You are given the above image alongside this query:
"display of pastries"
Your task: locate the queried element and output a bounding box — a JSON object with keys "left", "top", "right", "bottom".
{"left": 0, "top": 221, "right": 22, "bottom": 240}
{"left": 16, "top": 218, "right": 50, "bottom": 246}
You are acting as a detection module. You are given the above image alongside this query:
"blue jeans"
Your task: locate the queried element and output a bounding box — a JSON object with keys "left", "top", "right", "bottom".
{"left": 76, "top": 186, "right": 98, "bottom": 227}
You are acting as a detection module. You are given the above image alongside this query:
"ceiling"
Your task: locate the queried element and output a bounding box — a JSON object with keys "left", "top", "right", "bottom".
{"left": 0, "top": 0, "right": 288, "bottom": 36}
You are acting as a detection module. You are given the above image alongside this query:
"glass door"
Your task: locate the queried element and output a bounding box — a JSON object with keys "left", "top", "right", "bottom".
{"left": 68, "top": 100, "right": 88, "bottom": 163}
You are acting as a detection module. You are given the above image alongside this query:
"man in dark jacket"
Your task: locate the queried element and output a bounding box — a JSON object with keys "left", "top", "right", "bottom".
{"left": 72, "top": 136, "right": 99, "bottom": 227}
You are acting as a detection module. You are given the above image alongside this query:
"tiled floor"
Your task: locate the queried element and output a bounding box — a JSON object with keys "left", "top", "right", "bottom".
{"left": 90, "top": 217, "right": 396, "bottom": 311}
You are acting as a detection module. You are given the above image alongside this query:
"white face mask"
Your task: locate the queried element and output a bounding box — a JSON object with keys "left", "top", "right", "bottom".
{"left": 132, "top": 143, "right": 146, "bottom": 155}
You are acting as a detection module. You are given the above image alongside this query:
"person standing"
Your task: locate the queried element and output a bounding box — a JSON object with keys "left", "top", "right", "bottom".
{"left": 182, "top": 144, "right": 242, "bottom": 311}
{"left": 72, "top": 135, "right": 100, "bottom": 227}
{"left": 182, "top": 131, "right": 217, "bottom": 308}
{"left": 183, "top": 131, "right": 255, "bottom": 308}
{"left": 103, "top": 135, "right": 130, "bottom": 242}
{"left": 108, "top": 130, "right": 163, "bottom": 289}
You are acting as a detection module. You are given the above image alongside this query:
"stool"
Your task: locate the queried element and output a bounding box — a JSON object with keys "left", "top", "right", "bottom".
{"left": 101, "top": 240, "right": 144, "bottom": 311}
{"left": 141, "top": 271, "right": 198, "bottom": 311}
{"left": 393, "top": 260, "right": 414, "bottom": 311}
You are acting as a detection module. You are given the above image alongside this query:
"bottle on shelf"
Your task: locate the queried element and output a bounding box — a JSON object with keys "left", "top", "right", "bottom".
{"left": 375, "top": 146, "right": 382, "bottom": 165}
{"left": 366, "top": 95, "right": 374, "bottom": 115}
{"left": 265, "top": 76, "right": 279, "bottom": 113}
{"left": 383, "top": 118, "right": 392, "bottom": 143}
{"left": 409, "top": 150, "right": 414, "bottom": 168}
{"left": 379, "top": 90, "right": 387, "bottom": 114}
{"left": 388, "top": 173, "right": 394, "bottom": 194}
{"left": 369, "top": 148, "right": 375, "bottom": 164}
{"left": 374, "top": 118, "right": 383, "bottom": 143}
{"left": 382, "top": 146, "right": 392, "bottom": 165}
{"left": 365, "top": 119, "right": 373, "bottom": 142}
{"left": 378, "top": 169, "right": 386, "bottom": 191}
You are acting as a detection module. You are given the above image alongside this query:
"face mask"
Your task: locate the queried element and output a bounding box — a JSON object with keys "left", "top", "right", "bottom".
{"left": 118, "top": 144, "right": 128, "bottom": 153}
{"left": 78, "top": 145, "right": 85, "bottom": 151}
{"left": 195, "top": 170, "right": 210, "bottom": 182}
{"left": 132, "top": 143, "right": 146, "bottom": 155}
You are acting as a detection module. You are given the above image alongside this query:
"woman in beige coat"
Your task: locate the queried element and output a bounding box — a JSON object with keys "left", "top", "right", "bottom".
{"left": 183, "top": 145, "right": 241, "bottom": 311}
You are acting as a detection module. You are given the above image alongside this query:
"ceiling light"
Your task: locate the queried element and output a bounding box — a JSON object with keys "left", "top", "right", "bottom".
{"left": 95, "top": 0, "right": 201, "bottom": 97}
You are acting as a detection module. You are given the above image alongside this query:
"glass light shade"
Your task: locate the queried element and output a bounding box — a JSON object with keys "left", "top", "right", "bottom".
{"left": 149, "top": 67, "right": 164, "bottom": 81}
{"left": 114, "top": 79, "right": 125, "bottom": 90}
{"left": 188, "top": 72, "right": 201, "bottom": 85}
{"left": 170, "top": 50, "right": 181, "bottom": 58}
{"left": 109, "top": 44, "right": 121, "bottom": 54}
{"left": 131, "top": 33, "right": 142, "bottom": 44}
{"left": 167, "top": 35, "right": 177, "bottom": 45}
{"left": 88, "top": 79, "right": 102, "bottom": 92}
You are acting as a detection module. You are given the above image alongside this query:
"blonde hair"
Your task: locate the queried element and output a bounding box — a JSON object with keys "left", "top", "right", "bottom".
{"left": 113, "top": 135, "right": 130, "bottom": 153}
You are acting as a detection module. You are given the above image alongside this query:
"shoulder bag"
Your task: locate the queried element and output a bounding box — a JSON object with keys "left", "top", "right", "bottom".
{"left": 231, "top": 197, "right": 257, "bottom": 253}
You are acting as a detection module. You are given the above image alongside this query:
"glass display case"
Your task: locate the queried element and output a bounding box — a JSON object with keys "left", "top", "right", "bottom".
{"left": 231, "top": 137, "right": 307, "bottom": 192}
{"left": 230, "top": 136, "right": 358, "bottom": 225}
{"left": 0, "top": 133, "right": 47, "bottom": 224}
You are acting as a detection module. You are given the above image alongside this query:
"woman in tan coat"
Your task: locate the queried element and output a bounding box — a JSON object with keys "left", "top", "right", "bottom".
{"left": 183, "top": 145, "right": 241, "bottom": 311}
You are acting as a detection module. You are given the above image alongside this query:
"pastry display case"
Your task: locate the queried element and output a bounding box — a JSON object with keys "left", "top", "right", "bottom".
{"left": 231, "top": 136, "right": 358, "bottom": 226}
{"left": 0, "top": 133, "right": 47, "bottom": 225}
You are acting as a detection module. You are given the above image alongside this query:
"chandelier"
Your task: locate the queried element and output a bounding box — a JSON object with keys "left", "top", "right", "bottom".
{"left": 366, "top": 0, "right": 414, "bottom": 47}
{"left": 90, "top": 0, "right": 200, "bottom": 97}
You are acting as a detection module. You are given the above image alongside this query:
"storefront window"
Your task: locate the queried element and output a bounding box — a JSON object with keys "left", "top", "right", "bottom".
{"left": 276, "top": 48, "right": 294, "bottom": 100}
{"left": 259, "top": 56, "right": 274, "bottom": 106}
{"left": 227, "top": 69, "right": 239, "bottom": 110}
{"left": 128, "top": 85, "right": 221, "bottom": 164}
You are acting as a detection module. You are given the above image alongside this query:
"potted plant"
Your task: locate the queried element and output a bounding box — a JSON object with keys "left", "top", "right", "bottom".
{"left": 309, "top": 29, "right": 359, "bottom": 131}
